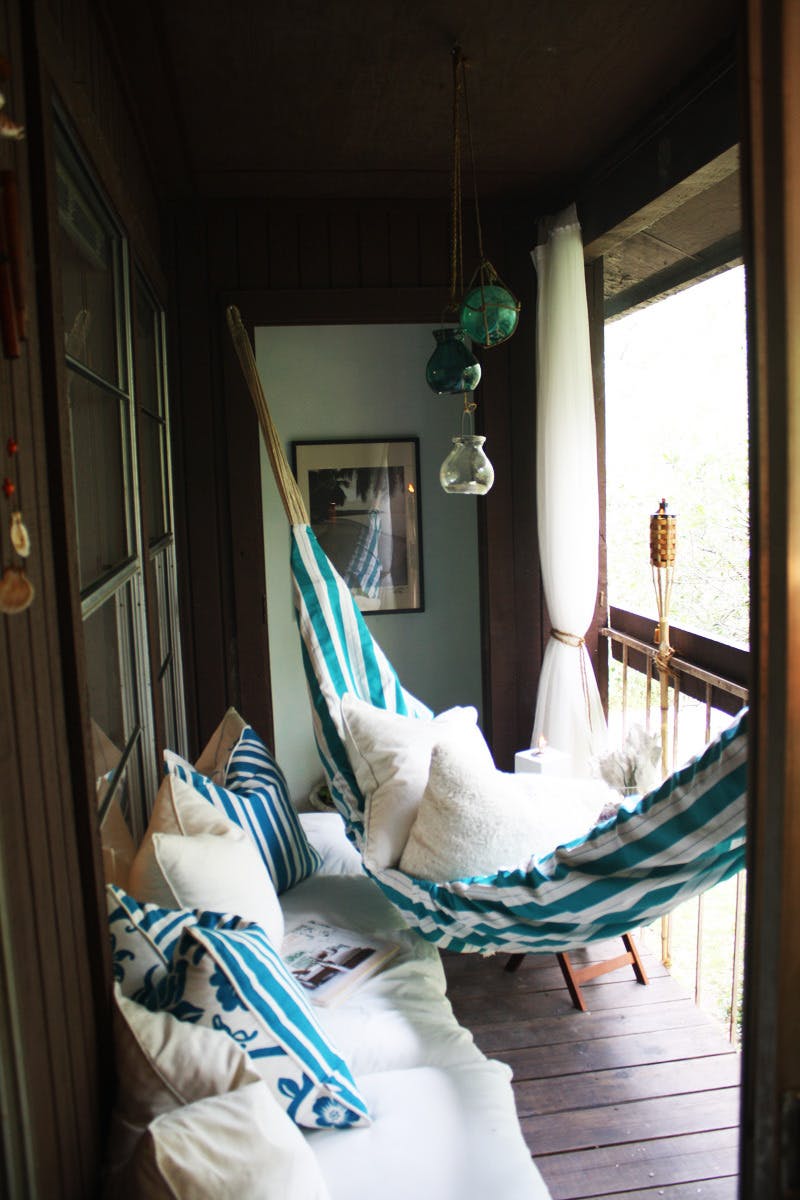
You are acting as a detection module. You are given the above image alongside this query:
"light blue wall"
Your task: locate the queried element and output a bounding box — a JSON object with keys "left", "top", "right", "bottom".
{"left": 255, "top": 324, "right": 483, "bottom": 803}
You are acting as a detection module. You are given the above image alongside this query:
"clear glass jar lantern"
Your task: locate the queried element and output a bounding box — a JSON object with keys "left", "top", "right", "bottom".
{"left": 425, "top": 327, "right": 481, "bottom": 394}
{"left": 440, "top": 434, "right": 494, "bottom": 495}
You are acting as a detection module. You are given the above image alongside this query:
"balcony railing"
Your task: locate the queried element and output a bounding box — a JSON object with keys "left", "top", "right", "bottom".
{"left": 602, "top": 607, "right": 749, "bottom": 1042}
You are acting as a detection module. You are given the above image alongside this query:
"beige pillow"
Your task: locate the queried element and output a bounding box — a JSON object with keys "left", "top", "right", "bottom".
{"left": 125, "top": 1081, "right": 332, "bottom": 1200}
{"left": 341, "top": 693, "right": 494, "bottom": 869}
{"left": 128, "top": 829, "right": 284, "bottom": 946}
{"left": 108, "top": 985, "right": 259, "bottom": 1173}
{"left": 400, "top": 741, "right": 606, "bottom": 881}
{"left": 193, "top": 706, "right": 247, "bottom": 784}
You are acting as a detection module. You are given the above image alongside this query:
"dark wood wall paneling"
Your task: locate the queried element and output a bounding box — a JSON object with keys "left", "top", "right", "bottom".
{"left": 36, "top": 0, "right": 164, "bottom": 290}
{"left": 169, "top": 199, "right": 541, "bottom": 764}
{"left": 0, "top": 1, "right": 173, "bottom": 1195}
{"left": 478, "top": 206, "right": 543, "bottom": 767}
{"left": 1, "top": 1, "right": 124, "bottom": 1195}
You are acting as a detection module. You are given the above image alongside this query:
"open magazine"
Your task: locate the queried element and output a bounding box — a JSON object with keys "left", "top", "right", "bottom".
{"left": 282, "top": 919, "right": 400, "bottom": 1007}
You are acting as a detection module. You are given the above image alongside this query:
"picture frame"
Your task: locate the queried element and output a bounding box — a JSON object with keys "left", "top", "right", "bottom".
{"left": 292, "top": 438, "right": 423, "bottom": 614}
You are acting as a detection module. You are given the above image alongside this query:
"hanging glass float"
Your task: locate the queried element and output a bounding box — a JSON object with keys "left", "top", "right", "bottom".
{"left": 425, "top": 327, "right": 481, "bottom": 395}
{"left": 459, "top": 260, "right": 521, "bottom": 348}
{"left": 440, "top": 395, "right": 494, "bottom": 495}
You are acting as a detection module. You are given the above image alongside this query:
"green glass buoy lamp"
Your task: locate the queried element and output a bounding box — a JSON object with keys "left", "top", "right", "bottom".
{"left": 459, "top": 261, "right": 521, "bottom": 348}
{"left": 425, "top": 327, "right": 481, "bottom": 395}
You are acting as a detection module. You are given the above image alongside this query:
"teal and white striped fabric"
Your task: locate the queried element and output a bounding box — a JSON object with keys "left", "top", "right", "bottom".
{"left": 289, "top": 523, "right": 748, "bottom": 955}
{"left": 291, "top": 523, "right": 431, "bottom": 839}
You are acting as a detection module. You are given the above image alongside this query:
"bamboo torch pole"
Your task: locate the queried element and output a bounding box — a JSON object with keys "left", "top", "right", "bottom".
{"left": 650, "top": 498, "right": 676, "bottom": 965}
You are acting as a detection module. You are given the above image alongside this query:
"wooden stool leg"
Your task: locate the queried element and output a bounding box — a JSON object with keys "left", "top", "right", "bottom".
{"left": 623, "top": 932, "right": 649, "bottom": 985}
{"left": 505, "top": 953, "right": 525, "bottom": 973}
{"left": 558, "top": 934, "right": 649, "bottom": 1011}
{"left": 556, "top": 951, "right": 588, "bottom": 1012}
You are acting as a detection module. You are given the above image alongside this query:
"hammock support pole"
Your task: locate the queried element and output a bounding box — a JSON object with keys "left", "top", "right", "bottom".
{"left": 226, "top": 305, "right": 309, "bottom": 526}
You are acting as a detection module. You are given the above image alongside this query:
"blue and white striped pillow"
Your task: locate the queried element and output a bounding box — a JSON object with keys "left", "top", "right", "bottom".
{"left": 150, "top": 918, "right": 370, "bottom": 1130}
{"left": 166, "top": 727, "right": 322, "bottom": 893}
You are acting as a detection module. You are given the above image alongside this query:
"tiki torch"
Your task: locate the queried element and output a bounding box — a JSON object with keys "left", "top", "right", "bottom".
{"left": 650, "top": 499, "right": 676, "bottom": 779}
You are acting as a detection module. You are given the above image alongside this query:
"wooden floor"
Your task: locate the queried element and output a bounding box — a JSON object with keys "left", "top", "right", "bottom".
{"left": 443, "top": 939, "right": 741, "bottom": 1200}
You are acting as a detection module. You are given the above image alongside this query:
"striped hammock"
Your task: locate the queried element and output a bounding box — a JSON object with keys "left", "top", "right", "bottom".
{"left": 291, "top": 522, "right": 747, "bottom": 956}
{"left": 225, "top": 305, "right": 747, "bottom": 957}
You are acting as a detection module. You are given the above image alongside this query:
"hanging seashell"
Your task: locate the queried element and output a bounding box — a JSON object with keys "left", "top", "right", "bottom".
{"left": 0, "top": 111, "right": 24, "bottom": 140}
{"left": 10, "top": 510, "right": 30, "bottom": 557}
{"left": 0, "top": 564, "right": 34, "bottom": 613}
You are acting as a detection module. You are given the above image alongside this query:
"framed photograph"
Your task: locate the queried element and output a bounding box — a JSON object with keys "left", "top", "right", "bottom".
{"left": 292, "top": 438, "right": 423, "bottom": 613}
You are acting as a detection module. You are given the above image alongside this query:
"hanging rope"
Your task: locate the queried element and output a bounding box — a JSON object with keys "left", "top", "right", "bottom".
{"left": 460, "top": 51, "right": 486, "bottom": 268}
{"left": 226, "top": 306, "right": 309, "bottom": 526}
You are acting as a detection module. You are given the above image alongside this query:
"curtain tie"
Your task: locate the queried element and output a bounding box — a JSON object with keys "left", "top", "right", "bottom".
{"left": 551, "top": 629, "right": 585, "bottom": 648}
{"left": 550, "top": 629, "right": 594, "bottom": 735}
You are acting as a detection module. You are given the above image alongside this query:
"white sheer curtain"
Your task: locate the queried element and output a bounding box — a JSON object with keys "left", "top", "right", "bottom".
{"left": 531, "top": 204, "right": 607, "bottom": 773}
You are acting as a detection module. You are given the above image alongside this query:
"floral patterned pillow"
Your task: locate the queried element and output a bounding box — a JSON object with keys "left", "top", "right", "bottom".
{"left": 106, "top": 884, "right": 197, "bottom": 999}
{"left": 107, "top": 885, "right": 245, "bottom": 1003}
{"left": 147, "top": 916, "right": 370, "bottom": 1131}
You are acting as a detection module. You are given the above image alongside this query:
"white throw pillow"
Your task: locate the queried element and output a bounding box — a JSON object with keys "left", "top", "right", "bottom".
{"left": 341, "top": 694, "right": 494, "bottom": 868}
{"left": 399, "top": 742, "right": 605, "bottom": 881}
{"left": 108, "top": 985, "right": 260, "bottom": 1172}
{"left": 126, "top": 1081, "right": 332, "bottom": 1200}
{"left": 128, "top": 830, "right": 284, "bottom": 946}
{"left": 143, "top": 772, "right": 237, "bottom": 839}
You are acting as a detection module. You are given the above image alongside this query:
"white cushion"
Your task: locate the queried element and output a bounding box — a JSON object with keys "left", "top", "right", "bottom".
{"left": 281, "top": 873, "right": 484, "bottom": 1078}
{"left": 128, "top": 829, "right": 284, "bottom": 946}
{"left": 307, "top": 1062, "right": 550, "bottom": 1200}
{"left": 299, "top": 812, "right": 363, "bottom": 877}
{"left": 400, "top": 741, "right": 604, "bottom": 881}
{"left": 126, "top": 1081, "right": 331, "bottom": 1199}
{"left": 341, "top": 694, "right": 494, "bottom": 868}
{"left": 108, "top": 984, "right": 259, "bottom": 1173}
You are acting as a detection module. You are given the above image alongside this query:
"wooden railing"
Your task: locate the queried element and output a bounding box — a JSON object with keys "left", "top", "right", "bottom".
{"left": 602, "top": 608, "right": 749, "bottom": 1042}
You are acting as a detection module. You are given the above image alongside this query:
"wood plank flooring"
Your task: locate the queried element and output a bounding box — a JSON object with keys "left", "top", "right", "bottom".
{"left": 442, "top": 939, "right": 740, "bottom": 1200}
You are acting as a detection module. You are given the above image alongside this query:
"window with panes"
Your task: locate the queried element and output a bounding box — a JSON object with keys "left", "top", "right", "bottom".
{"left": 56, "top": 121, "right": 187, "bottom": 841}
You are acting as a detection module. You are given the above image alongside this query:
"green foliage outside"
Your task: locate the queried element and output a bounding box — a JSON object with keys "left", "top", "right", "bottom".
{"left": 604, "top": 267, "right": 749, "bottom": 1040}
{"left": 605, "top": 265, "right": 749, "bottom": 647}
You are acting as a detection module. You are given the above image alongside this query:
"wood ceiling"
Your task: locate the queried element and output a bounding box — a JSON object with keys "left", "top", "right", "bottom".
{"left": 103, "top": 0, "right": 740, "bottom": 204}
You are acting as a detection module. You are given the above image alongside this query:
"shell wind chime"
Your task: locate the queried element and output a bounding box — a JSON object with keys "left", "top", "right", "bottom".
{"left": 0, "top": 436, "right": 34, "bottom": 614}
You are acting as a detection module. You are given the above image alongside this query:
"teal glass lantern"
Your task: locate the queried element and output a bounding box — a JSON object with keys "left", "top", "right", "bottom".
{"left": 425, "top": 328, "right": 481, "bottom": 395}
{"left": 459, "top": 261, "right": 521, "bottom": 348}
